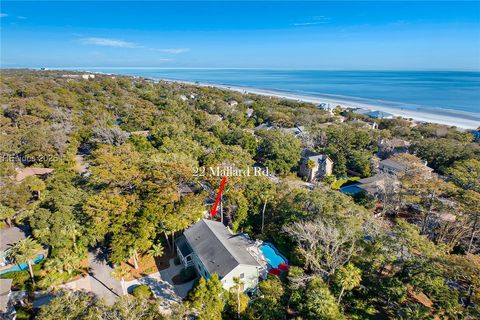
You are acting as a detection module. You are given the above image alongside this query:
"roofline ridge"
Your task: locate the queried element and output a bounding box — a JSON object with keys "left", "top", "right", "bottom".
{"left": 193, "top": 219, "right": 240, "bottom": 275}
{"left": 203, "top": 219, "right": 254, "bottom": 265}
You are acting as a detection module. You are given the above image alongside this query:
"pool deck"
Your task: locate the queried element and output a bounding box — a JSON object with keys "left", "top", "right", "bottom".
{"left": 246, "top": 240, "right": 288, "bottom": 276}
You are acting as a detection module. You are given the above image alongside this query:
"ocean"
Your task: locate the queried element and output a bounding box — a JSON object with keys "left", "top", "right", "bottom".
{"left": 89, "top": 69, "right": 480, "bottom": 119}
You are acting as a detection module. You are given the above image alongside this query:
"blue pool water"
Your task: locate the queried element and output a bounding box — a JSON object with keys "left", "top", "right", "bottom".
{"left": 340, "top": 184, "right": 363, "bottom": 195}
{"left": 259, "top": 244, "right": 286, "bottom": 268}
{"left": 0, "top": 255, "right": 44, "bottom": 275}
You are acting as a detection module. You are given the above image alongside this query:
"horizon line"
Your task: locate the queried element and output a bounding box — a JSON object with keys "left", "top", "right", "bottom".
{"left": 2, "top": 66, "right": 480, "bottom": 73}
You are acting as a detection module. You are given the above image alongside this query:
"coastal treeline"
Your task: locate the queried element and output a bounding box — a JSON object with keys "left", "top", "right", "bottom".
{"left": 0, "top": 69, "right": 479, "bottom": 319}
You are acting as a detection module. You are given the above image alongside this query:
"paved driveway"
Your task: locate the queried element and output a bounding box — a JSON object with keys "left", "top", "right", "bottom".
{"left": 124, "top": 271, "right": 181, "bottom": 312}
{"left": 58, "top": 251, "right": 195, "bottom": 309}
{"left": 159, "top": 258, "right": 196, "bottom": 298}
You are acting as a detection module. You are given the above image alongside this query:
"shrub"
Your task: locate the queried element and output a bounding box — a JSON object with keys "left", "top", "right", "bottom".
{"left": 132, "top": 284, "right": 152, "bottom": 299}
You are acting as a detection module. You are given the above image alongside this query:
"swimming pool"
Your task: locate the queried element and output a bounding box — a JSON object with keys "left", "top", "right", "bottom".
{"left": 259, "top": 244, "right": 286, "bottom": 268}
{"left": 340, "top": 184, "right": 363, "bottom": 195}
{"left": 0, "top": 254, "right": 44, "bottom": 275}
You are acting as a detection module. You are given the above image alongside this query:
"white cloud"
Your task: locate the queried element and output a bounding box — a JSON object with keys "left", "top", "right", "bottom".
{"left": 154, "top": 48, "right": 190, "bottom": 54}
{"left": 0, "top": 13, "right": 8, "bottom": 18}
{"left": 17, "top": 16, "right": 27, "bottom": 20}
{"left": 292, "top": 15, "right": 330, "bottom": 27}
{"left": 79, "top": 37, "right": 140, "bottom": 48}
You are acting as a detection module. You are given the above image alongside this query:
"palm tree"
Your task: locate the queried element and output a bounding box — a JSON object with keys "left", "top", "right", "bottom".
{"left": 147, "top": 242, "right": 164, "bottom": 258}
{"left": 306, "top": 159, "right": 317, "bottom": 182}
{"left": 112, "top": 266, "right": 130, "bottom": 295}
{"left": 25, "top": 176, "right": 46, "bottom": 199}
{"left": 335, "top": 263, "right": 362, "bottom": 304}
{"left": 7, "top": 237, "right": 43, "bottom": 284}
{"left": 129, "top": 248, "right": 140, "bottom": 270}
{"left": 233, "top": 277, "right": 243, "bottom": 319}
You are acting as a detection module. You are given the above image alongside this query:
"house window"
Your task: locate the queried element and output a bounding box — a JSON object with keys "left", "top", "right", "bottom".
{"left": 239, "top": 273, "right": 245, "bottom": 279}
{"left": 198, "top": 264, "right": 202, "bottom": 271}
{"left": 204, "top": 271, "right": 208, "bottom": 277}
{"left": 186, "top": 256, "right": 192, "bottom": 261}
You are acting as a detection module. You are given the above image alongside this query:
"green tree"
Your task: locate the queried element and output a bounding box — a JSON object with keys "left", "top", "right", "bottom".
{"left": 302, "top": 277, "right": 344, "bottom": 320}
{"left": 247, "top": 276, "right": 286, "bottom": 319}
{"left": 7, "top": 237, "right": 43, "bottom": 284}
{"left": 24, "top": 175, "right": 46, "bottom": 199}
{"left": 189, "top": 274, "right": 225, "bottom": 320}
{"left": 258, "top": 129, "right": 302, "bottom": 175}
{"left": 334, "top": 263, "right": 362, "bottom": 304}
{"left": 447, "top": 159, "right": 480, "bottom": 192}
{"left": 132, "top": 284, "right": 152, "bottom": 299}
{"left": 147, "top": 242, "right": 164, "bottom": 258}
{"left": 112, "top": 266, "right": 130, "bottom": 296}
{"left": 224, "top": 277, "right": 249, "bottom": 319}
{"left": 37, "top": 290, "right": 105, "bottom": 320}
{"left": 0, "top": 204, "right": 15, "bottom": 227}
{"left": 90, "top": 143, "right": 142, "bottom": 189}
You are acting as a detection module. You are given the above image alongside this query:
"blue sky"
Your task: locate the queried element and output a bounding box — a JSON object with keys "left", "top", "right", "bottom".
{"left": 1, "top": 1, "right": 479, "bottom": 70}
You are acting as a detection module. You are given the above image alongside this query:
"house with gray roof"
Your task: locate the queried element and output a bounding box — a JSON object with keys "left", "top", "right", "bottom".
{"left": 175, "top": 219, "right": 263, "bottom": 292}
{"left": 298, "top": 150, "right": 333, "bottom": 182}
{"left": 0, "top": 226, "right": 26, "bottom": 267}
{"left": 0, "top": 279, "right": 14, "bottom": 317}
{"left": 366, "top": 110, "right": 394, "bottom": 119}
{"left": 379, "top": 159, "right": 408, "bottom": 174}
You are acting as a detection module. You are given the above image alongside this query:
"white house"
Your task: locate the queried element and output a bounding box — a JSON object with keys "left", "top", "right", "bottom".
{"left": 175, "top": 219, "right": 264, "bottom": 292}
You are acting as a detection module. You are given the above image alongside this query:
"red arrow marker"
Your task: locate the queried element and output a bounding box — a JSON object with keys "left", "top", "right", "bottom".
{"left": 210, "top": 176, "right": 227, "bottom": 219}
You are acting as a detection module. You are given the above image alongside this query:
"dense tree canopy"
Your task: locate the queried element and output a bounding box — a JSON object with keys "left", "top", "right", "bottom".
{"left": 0, "top": 70, "right": 478, "bottom": 319}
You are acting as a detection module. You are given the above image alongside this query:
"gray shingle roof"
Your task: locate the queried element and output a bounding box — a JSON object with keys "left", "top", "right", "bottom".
{"left": 380, "top": 159, "right": 408, "bottom": 171}
{"left": 183, "top": 219, "right": 260, "bottom": 278}
{"left": 0, "top": 278, "right": 12, "bottom": 312}
{"left": 302, "top": 150, "right": 330, "bottom": 163}
{"left": 175, "top": 234, "right": 193, "bottom": 257}
{"left": 0, "top": 227, "right": 26, "bottom": 252}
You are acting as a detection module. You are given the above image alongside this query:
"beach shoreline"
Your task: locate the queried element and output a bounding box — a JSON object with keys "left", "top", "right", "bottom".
{"left": 49, "top": 68, "right": 480, "bottom": 130}
{"left": 155, "top": 77, "right": 479, "bottom": 130}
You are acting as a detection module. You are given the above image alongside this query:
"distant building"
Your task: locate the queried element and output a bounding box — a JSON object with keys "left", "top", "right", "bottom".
{"left": 377, "top": 138, "right": 410, "bottom": 157}
{"left": 179, "top": 95, "right": 188, "bottom": 101}
{"left": 298, "top": 150, "right": 333, "bottom": 182}
{"left": 246, "top": 108, "right": 254, "bottom": 118}
{"left": 340, "top": 173, "right": 396, "bottom": 197}
{"left": 318, "top": 103, "right": 334, "bottom": 111}
{"left": 227, "top": 100, "right": 238, "bottom": 107}
{"left": 61, "top": 74, "right": 95, "bottom": 80}
{"left": 175, "top": 219, "right": 263, "bottom": 292}
{"left": 254, "top": 123, "right": 276, "bottom": 131}
{"left": 253, "top": 124, "right": 307, "bottom": 139}
{"left": 281, "top": 126, "right": 307, "bottom": 138}
{"left": 15, "top": 167, "right": 54, "bottom": 182}
{"left": 352, "top": 108, "right": 394, "bottom": 119}
{"left": 243, "top": 98, "right": 255, "bottom": 105}
{"left": 0, "top": 227, "right": 26, "bottom": 267}
{"left": 0, "top": 279, "right": 14, "bottom": 318}
{"left": 471, "top": 128, "right": 480, "bottom": 141}
{"left": 378, "top": 159, "right": 408, "bottom": 174}
{"left": 350, "top": 119, "right": 378, "bottom": 130}
{"left": 366, "top": 110, "right": 394, "bottom": 119}
{"left": 355, "top": 174, "right": 388, "bottom": 196}
{"left": 378, "top": 158, "right": 433, "bottom": 175}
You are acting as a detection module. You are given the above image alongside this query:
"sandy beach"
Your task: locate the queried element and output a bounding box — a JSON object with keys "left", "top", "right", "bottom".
{"left": 159, "top": 78, "right": 479, "bottom": 130}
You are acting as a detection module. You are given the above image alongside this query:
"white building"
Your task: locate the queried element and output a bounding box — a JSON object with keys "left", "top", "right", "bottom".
{"left": 175, "top": 219, "right": 264, "bottom": 292}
